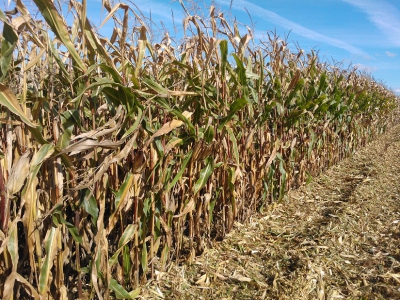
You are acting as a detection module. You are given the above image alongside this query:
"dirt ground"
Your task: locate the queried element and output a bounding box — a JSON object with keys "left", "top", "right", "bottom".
{"left": 145, "top": 125, "right": 400, "bottom": 300}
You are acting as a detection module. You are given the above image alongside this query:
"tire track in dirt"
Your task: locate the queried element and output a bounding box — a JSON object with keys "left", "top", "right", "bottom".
{"left": 147, "top": 126, "right": 400, "bottom": 300}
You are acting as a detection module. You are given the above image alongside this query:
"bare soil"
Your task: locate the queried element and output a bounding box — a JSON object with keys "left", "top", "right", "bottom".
{"left": 145, "top": 125, "right": 400, "bottom": 300}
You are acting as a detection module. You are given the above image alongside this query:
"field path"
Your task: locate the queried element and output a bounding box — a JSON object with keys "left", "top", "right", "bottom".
{"left": 148, "top": 125, "right": 400, "bottom": 300}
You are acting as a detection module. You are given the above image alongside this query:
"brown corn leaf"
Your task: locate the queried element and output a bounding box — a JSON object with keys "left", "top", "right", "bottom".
{"left": 72, "top": 133, "right": 139, "bottom": 190}
{"left": 16, "top": 0, "right": 30, "bottom": 16}
{"left": 6, "top": 151, "right": 30, "bottom": 196}
{"left": 0, "top": 84, "right": 38, "bottom": 128}
{"left": 145, "top": 111, "right": 192, "bottom": 147}
{"left": 173, "top": 198, "right": 195, "bottom": 218}
{"left": 245, "top": 128, "right": 255, "bottom": 150}
{"left": 60, "top": 138, "right": 124, "bottom": 156}
{"left": 15, "top": 273, "right": 40, "bottom": 299}
{"left": 214, "top": 272, "right": 228, "bottom": 281}
{"left": 25, "top": 49, "right": 47, "bottom": 70}
{"left": 131, "top": 150, "right": 146, "bottom": 174}
{"left": 99, "top": 2, "right": 125, "bottom": 28}
{"left": 3, "top": 272, "right": 17, "bottom": 300}
{"left": 290, "top": 137, "right": 297, "bottom": 150}
{"left": 164, "top": 138, "right": 183, "bottom": 154}
{"left": 12, "top": 15, "right": 31, "bottom": 30}
{"left": 265, "top": 148, "right": 277, "bottom": 168}
{"left": 287, "top": 69, "right": 301, "bottom": 92}
{"left": 158, "top": 214, "right": 172, "bottom": 247}
{"left": 195, "top": 274, "right": 210, "bottom": 286}
{"left": 230, "top": 273, "right": 253, "bottom": 283}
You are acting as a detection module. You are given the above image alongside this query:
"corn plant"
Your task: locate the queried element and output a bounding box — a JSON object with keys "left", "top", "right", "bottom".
{"left": 0, "top": 0, "right": 399, "bottom": 298}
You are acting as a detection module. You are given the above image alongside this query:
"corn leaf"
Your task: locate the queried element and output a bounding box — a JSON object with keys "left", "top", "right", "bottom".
{"left": 0, "top": 22, "right": 18, "bottom": 79}
{"left": 32, "top": 0, "right": 86, "bottom": 71}
{"left": 52, "top": 206, "right": 82, "bottom": 243}
{"left": 218, "top": 97, "right": 248, "bottom": 131}
{"left": 0, "top": 84, "right": 39, "bottom": 128}
{"left": 81, "top": 190, "right": 99, "bottom": 227}
{"left": 166, "top": 150, "right": 193, "bottom": 192}
{"left": 39, "top": 226, "right": 58, "bottom": 295}
{"left": 193, "top": 156, "right": 214, "bottom": 195}
{"left": 109, "top": 224, "right": 137, "bottom": 265}
{"left": 6, "top": 151, "right": 30, "bottom": 196}
{"left": 109, "top": 279, "right": 140, "bottom": 299}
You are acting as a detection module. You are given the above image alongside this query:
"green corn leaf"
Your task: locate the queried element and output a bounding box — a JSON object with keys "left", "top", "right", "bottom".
{"left": 277, "top": 153, "right": 287, "bottom": 201}
{"left": 123, "top": 245, "right": 131, "bottom": 282}
{"left": 121, "top": 107, "right": 143, "bottom": 140}
{"left": 150, "top": 96, "right": 171, "bottom": 110}
{"left": 32, "top": 0, "right": 86, "bottom": 71}
{"left": 171, "top": 60, "right": 193, "bottom": 71}
{"left": 166, "top": 150, "right": 193, "bottom": 192}
{"left": 72, "top": 78, "right": 118, "bottom": 103}
{"left": 318, "top": 72, "right": 328, "bottom": 93}
{"left": 109, "top": 224, "right": 137, "bottom": 266}
{"left": 57, "top": 110, "right": 77, "bottom": 149}
{"left": 81, "top": 190, "right": 99, "bottom": 227}
{"left": 109, "top": 279, "right": 140, "bottom": 299}
{"left": 32, "top": 144, "right": 55, "bottom": 170}
{"left": 103, "top": 86, "right": 121, "bottom": 107}
{"left": 307, "top": 129, "right": 317, "bottom": 158}
{"left": 109, "top": 249, "right": 122, "bottom": 266}
{"left": 106, "top": 172, "right": 135, "bottom": 233}
{"left": 232, "top": 53, "right": 249, "bottom": 99}
{"left": 118, "top": 86, "right": 137, "bottom": 113}
{"left": 193, "top": 156, "right": 214, "bottom": 195}
{"left": 285, "top": 109, "right": 305, "bottom": 127}
{"left": 218, "top": 97, "right": 248, "bottom": 131}
{"left": 0, "top": 9, "right": 6, "bottom": 22}
{"left": 39, "top": 227, "right": 58, "bottom": 295}
{"left": 142, "top": 77, "right": 169, "bottom": 95}
{"left": 0, "top": 22, "right": 18, "bottom": 80}
{"left": 141, "top": 244, "right": 148, "bottom": 274}
{"left": 28, "top": 127, "right": 49, "bottom": 145}
{"left": 52, "top": 207, "right": 82, "bottom": 244}
{"left": 220, "top": 40, "right": 228, "bottom": 78}
{"left": 228, "top": 166, "right": 236, "bottom": 189}
{"left": 44, "top": 32, "right": 71, "bottom": 83}
{"left": 99, "top": 63, "right": 122, "bottom": 84}
{"left": 118, "top": 224, "right": 137, "bottom": 249}
{"left": 204, "top": 125, "right": 214, "bottom": 143}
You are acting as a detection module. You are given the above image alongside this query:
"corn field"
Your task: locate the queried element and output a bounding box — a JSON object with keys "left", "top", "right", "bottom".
{"left": 0, "top": 0, "right": 399, "bottom": 299}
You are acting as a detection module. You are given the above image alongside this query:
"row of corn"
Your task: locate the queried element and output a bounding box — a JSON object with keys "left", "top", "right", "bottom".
{"left": 0, "top": 0, "right": 399, "bottom": 298}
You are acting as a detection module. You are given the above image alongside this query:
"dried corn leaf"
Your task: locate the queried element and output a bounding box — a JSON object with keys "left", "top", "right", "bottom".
{"left": 6, "top": 151, "right": 30, "bottom": 196}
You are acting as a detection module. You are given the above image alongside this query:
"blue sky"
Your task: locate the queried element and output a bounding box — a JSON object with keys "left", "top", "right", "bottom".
{"left": 4, "top": 0, "right": 399, "bottom": 93}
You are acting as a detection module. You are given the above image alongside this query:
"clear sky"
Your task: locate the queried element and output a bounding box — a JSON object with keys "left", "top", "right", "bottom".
{"left": 4, "top": 0, "right": 399, "bottom": 93}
